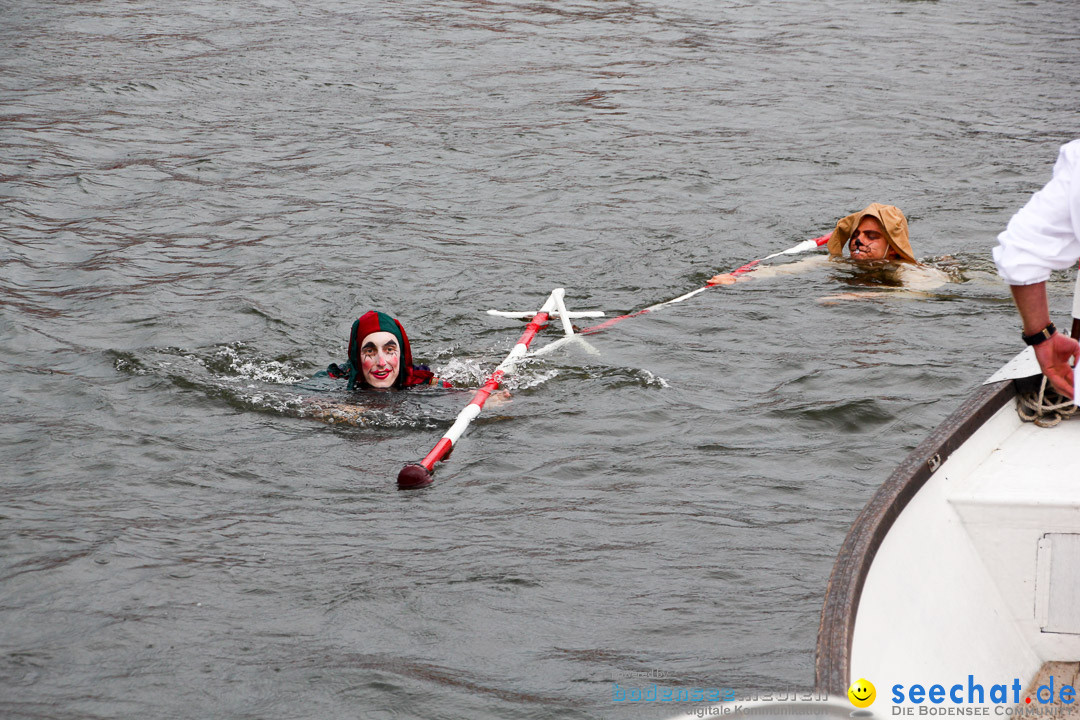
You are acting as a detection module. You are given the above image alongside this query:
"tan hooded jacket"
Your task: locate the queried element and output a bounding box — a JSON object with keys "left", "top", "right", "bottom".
{"left": 827, "top": 203, "right": 917, "bottom": 264}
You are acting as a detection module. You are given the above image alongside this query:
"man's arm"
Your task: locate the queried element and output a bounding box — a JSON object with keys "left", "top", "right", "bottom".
{"left": 707, "top": 256, "right": 827, "bottom": 286}
{"left": 1010, "top": 281, "right": 1080, "bottom": 398}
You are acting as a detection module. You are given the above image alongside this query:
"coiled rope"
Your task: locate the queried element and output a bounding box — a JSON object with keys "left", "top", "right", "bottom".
{"left": 1017, "top": 375, "right": 1078, "bottom": 428}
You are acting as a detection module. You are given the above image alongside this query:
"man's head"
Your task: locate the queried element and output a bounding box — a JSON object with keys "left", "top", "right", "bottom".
{"left": 848, "top": 215, "right": 895, "bottom": 261}
{"left": 828, "top": 203, "right": 915, "bottom": 264}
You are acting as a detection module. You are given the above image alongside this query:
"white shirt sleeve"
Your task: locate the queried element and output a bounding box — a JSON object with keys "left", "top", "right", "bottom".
{"left": 993, "top": 140, "right": 1080, "bottom": 285}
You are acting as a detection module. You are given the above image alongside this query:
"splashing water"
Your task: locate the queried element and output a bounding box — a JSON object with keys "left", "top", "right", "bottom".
{"left": 435, "top": 356, "right": 561, "bottom": 392}
{"left": 637, "top": 369, "right": 670, "bottom": 389}
{"left": 434, "top": 357, "right": 490, "bottom": 387}
{"left": 111, "top": 344, "right": 483, "bottom": 429}
{"left": 202, "top": 343, "right": 309, "bottom": 385}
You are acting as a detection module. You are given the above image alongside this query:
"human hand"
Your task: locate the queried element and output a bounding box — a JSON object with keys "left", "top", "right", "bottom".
{"left": 818, "top": 292, "right": 875, "bottom": 304}
{"left": 707, "top": 273, "right": 738, "bottom": 286}
{"left": 486, "top": 389, "right": 512, "bottom": 407}
{"left": 304, "top": 400, "right": 368, "bottom": 425}
{"left": 1034, "top": 332, "right": 1080, "bottom": 399}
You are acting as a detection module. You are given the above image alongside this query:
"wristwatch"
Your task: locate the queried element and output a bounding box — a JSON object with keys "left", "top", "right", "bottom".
{"left": 1022, "top": 322, "right": 1056, "bottom": 346}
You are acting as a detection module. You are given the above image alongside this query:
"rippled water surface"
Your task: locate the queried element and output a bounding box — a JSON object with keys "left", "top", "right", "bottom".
{"left": 3, "top": 0, "right": 1080, "bottom": 718}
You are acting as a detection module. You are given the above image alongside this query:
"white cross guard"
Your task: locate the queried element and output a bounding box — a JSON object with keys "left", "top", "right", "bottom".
{"left": 398, "top": 288, "right": 603, "bottom": 488}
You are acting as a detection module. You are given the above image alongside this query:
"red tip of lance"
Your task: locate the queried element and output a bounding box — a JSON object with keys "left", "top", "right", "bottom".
{"left": 397, "top": 463, "right": 433, "bottom": 489}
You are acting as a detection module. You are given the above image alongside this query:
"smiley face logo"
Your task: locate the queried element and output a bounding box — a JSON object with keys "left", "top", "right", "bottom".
{"left": 848, "top": 678, "right": 876, "bottom": 708}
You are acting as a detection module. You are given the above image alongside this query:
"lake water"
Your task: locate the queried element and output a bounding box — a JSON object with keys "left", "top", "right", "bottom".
{"left": 2, "top": 0, "right": 1079, "bottom": 718}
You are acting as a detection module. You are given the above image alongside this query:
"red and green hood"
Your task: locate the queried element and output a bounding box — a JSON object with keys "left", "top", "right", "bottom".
{"left": 346, "top": 310, "right": 434, "bottom": 390}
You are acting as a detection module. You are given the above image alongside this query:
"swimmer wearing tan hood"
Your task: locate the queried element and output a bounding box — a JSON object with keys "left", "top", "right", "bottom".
{"left": 828, "top": 202, "right": 916, "bottom": 264}
{"left": 708, "top": 203, "right": 946, "bottom": 294}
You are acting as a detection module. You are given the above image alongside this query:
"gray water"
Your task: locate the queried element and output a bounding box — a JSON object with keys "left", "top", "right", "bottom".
{"left": 3, "top": 0, "right": 1079, "bottom": 718}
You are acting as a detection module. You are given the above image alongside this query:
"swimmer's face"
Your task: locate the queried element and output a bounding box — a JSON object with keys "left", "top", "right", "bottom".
{"left": 359, "top": 331, "right": 400, "bottom": 388}
{"left": 848, "top": 216, "right": 894, "bottom": 262}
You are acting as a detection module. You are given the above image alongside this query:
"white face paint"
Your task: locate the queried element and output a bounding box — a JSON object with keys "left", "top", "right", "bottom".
{"left": 359, "top": 331, "right": 400, "bottom": 388}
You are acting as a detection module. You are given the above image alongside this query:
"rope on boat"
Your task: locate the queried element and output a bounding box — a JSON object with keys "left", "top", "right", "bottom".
{"left": 1016, "top": 375, "right": 1078, "bottom": 428}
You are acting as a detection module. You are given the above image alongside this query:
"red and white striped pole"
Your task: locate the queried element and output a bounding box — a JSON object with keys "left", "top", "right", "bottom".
{"left": 534, "top": 233, "right": 831, "bottom": 358}
{"left": 398, "top": 235, "right": 831, "bottom": 487}
{"left": 397, "top": 289, "right": 564, "bottom": 488}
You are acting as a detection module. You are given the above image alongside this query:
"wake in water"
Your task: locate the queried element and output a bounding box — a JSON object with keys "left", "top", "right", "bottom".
{"left": 112, "top": 342, "right": 316, "bottom": 417}
{"left": 109, "top": 338, "right": 672, "bottom": 434}
{"left": 109, "top": 342, "right": 571, "bottom": 429}
{"left": 111, "top": 343, "right": 445, "bottom": 428}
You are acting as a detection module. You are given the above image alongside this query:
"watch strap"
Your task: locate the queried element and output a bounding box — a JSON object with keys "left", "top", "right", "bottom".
{"left": 1022, "top": 322, "right": 1057, "bottom": 346}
